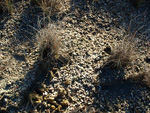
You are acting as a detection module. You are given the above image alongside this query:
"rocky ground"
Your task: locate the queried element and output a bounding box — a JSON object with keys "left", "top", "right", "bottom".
{"left": 0, "top": 0, "right": 150, "bottom": 112}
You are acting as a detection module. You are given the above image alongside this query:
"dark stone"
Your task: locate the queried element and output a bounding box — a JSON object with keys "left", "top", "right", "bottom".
{"left": 104, "top": 46, "right": 111, "bottom": 54}
{"left": 144, "top": 56, "right": 150, "bottom": 63}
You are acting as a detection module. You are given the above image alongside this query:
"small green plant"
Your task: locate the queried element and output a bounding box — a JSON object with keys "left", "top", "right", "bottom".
{"left": 0, "top": 0, "right": 14, "bottom": 14}
{"left": 37, "top": 23, "right": 60, "bottom": 72}
{"left": 105, "top": 40, "right": 135, "bottom": 69}
{"left": 31, "top": 0, "right": 63, "bottom": 16}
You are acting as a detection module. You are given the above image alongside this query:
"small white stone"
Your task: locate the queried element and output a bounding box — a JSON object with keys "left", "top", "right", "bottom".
{"left": 4, "top": 98, "right": 8, "bottom": 102}
{"left": 43, "top": 91, "right": 48, "bottom": 96}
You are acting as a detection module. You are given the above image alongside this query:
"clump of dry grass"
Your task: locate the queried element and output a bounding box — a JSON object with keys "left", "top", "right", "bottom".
{"left": 0, "top": 0, "right": 14, "bottom": 14}
{"left": 129, "top": 69, "right": 150, "bottom": 89}
{"left": 105, "top": 40, "right": 135, "bottom": 69}
{"left": 37, "top": 23, "right": 60, "bottom": 72}
{"left": 31, "top": 0, "right": 64, "bottom": 16}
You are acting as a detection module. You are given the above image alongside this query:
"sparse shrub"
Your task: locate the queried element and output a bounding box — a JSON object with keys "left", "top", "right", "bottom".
{"left": 31, "top": 0, "right": 63, "bottom": 16}
{"left": 0, "top": 0, "right": 14, "bottom": 14}
{"left": 105, "top": 40, "right": 135, "bottom": 69}
{"left": 37, "top": 23, "right": 60, "bottom": 72}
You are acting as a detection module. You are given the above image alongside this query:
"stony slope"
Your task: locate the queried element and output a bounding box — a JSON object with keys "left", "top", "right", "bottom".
{"left": 0, "top": 0, "right": 150, "bottom": 112}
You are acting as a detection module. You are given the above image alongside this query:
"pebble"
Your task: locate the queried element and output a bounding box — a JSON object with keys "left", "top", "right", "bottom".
{"left": 43, "top": 91, "right": 48, "bottom": 96}
{"left": 51, "top": 105, "right": 56, "bottom": 110}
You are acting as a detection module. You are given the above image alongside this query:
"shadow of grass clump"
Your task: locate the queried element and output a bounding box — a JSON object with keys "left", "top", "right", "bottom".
{"left": 93, "top": 80, "right": 149, "bottom": 112}
{"left": 93, "top": 68, "right": 150, "bottom": 112}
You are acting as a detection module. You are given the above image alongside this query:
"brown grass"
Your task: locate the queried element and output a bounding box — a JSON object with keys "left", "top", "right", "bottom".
{"left": 105, "top": 40, "right": 135, "bottom": 69}
{"left": 130, "top": 69, "right": 150, "bottom": 89}
{"left": 0, "top": 0, "right": 14, "bottom": 14}
{"left": 37, "top": 23, "right": 60, "bottom": 72}
{"left": 31, "top": 0, "right": 63, "bottom": 16}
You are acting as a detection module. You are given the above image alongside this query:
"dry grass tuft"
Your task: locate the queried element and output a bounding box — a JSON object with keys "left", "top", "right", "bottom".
{"left": 0, "top": 0, "right": 14, "bottom": 14}
{"left": 105, "top": 40, "right": 135, "bottom": 69}
{"left": 130, "top": 69, "right": 150, "bottom": 89}
{"left": 37, "top": 23, "right": 60, "bottom": 72}
{"left": 31, "top": 0, "right": 64, "bottom": 16}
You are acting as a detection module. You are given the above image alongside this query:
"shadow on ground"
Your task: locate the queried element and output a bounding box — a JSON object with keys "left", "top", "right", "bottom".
{"left": 0, "top": 54, "right": 69, "bottom": 112}
{"left": 92, "top": 66, "right": 150, "bottom": 112}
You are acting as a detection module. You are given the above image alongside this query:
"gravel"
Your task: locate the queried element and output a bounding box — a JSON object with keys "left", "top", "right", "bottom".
{"left": 0, "top": 0, "right": 150, "bottom": 112}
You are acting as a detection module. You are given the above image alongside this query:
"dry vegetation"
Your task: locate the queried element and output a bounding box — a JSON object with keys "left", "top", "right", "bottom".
{"left": 31, "top": 0, "right": 64, "bottom": 16}
{"left": 37, "top": 23, "right": 60, "bottom": 72}
{"left": 130, "top": 68, "right": 150, "bottom": 89}
{"left": 0, "top": 0, "right": 64, "bottom": 15}
{"left": 0, "top": 0, "right": 14, "bottom": 14}
{"left": 0, "top": 0, "right": 150, "bottom": 112}
{"left": 105, "top": 40, "right": 135, "bottom": 69}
